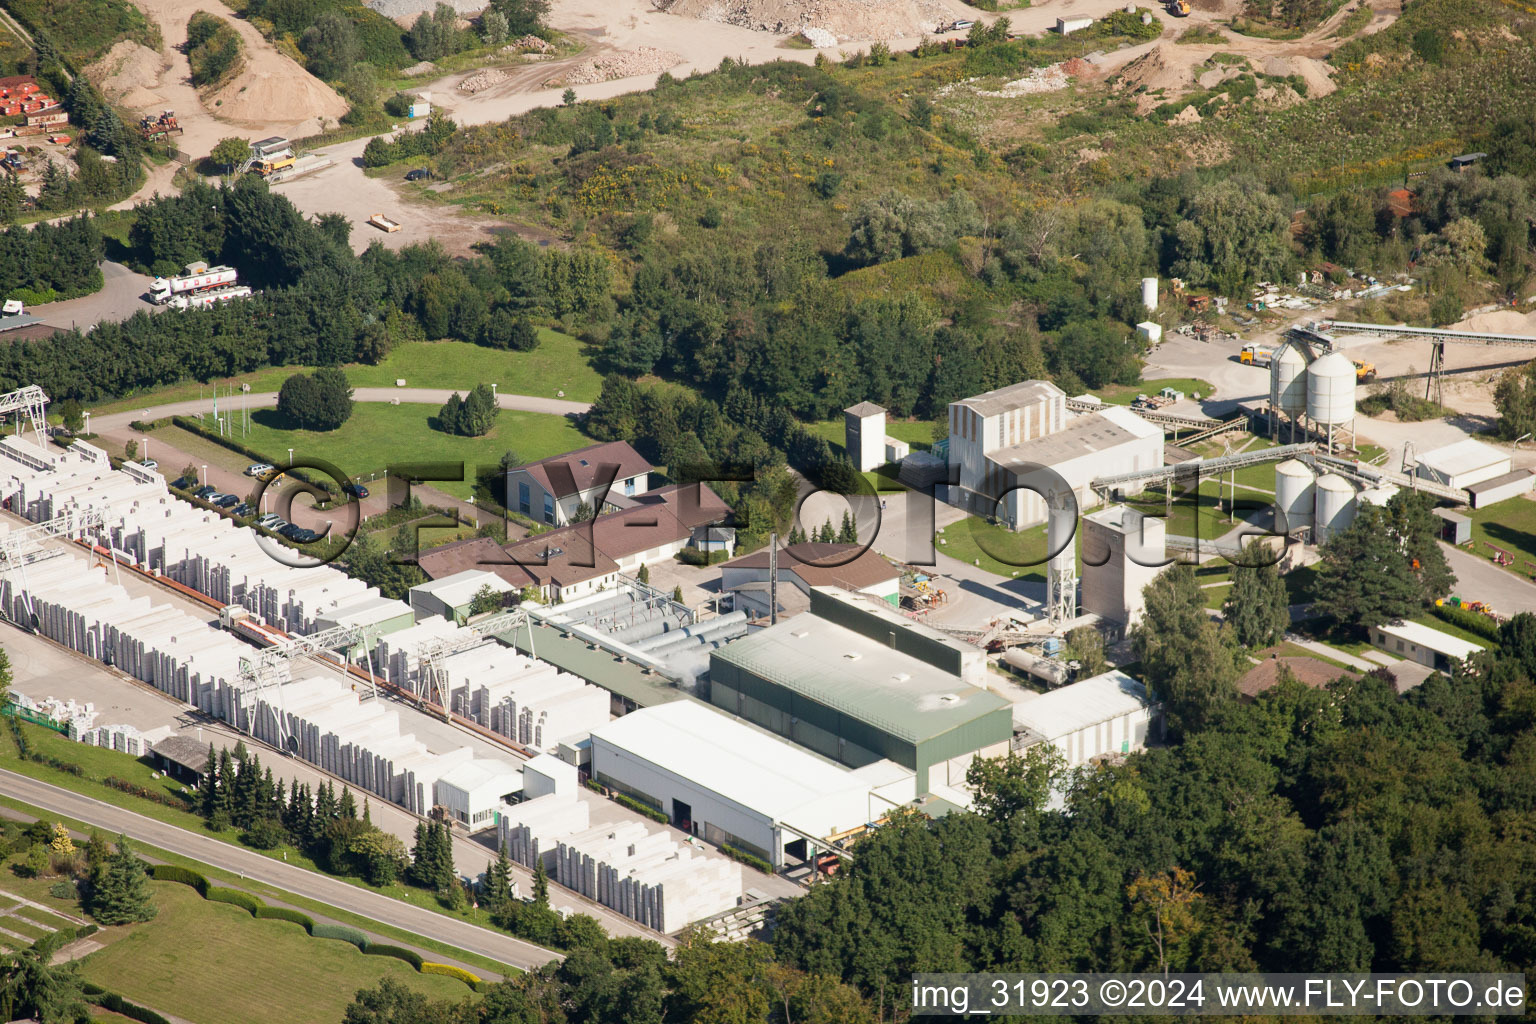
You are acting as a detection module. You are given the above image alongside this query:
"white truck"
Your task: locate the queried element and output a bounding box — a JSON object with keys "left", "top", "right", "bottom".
{"left": 150, "top": 261, "right": 240, "bottom": 304}
{"left": 168, "top": 285, "right": 253, "bottom": 310}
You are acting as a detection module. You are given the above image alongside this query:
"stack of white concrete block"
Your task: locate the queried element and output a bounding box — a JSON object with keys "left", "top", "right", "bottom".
{"left": 438, "top": 644, "right": 609, "bottom": 751}
{"left": 497, "top": 792, "right": 742, "bottom": 933}
{"left": 372, "top": 617, "right": 464, "bottom": 691}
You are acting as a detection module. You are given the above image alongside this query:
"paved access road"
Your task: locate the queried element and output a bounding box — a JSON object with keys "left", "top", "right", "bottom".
{"left": 0, "top": 768, "right": 560, "bottom": 973}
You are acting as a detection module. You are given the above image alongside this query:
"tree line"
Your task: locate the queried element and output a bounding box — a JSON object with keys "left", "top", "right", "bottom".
{"left": 0, "top": 215, "right": 102, "bottom": 303}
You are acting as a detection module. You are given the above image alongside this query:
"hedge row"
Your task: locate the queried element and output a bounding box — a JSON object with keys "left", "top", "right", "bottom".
{"left": 613, "top": 792, "right": 669, "bottom": 824}
{"left": 721, "top": 844, "right": 773, "bottom": 875}
{"left": 256, "top": 905, "right": 315, "bottom": 932}
{"left": 363, "top": 943, "right": 424, "bottom": 970}
{"left": 171, "top": 415, "right": 336, "bottom": 494}
{"left": 1431, "top": 603, "right": 1502, "bottom": 642}
{"left": 150, "top": 867, "right": 481, "bottom": 988}
{"left": 207, "top": 886, "right": 262, "bottom": 914}
{"left": 313, "top": 922, "right": 369, "bottom": 949}
{"left": 81, "top": 985, "right": 174, "bottom": 1024}
{"left": 151, "top": 864, "right": 210, "bottom": 897}
{"left": 104, "top": 775, "right": 193, "bottom": 810}
{"left": 33, "top": 922, "right": 99, "bottom": 951}
{"left": 422, "top": 962, "right": 484, "bottom": 989}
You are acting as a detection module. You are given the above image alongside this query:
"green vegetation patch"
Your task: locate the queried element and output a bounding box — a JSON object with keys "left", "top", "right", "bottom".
{"left": 186, "top": 12, "right": 244, "bottom": 90}
{"left": 77, "top": 882, "right": 470, "bottom": 1024}
{"left": 4, "top": 0, "right": 160, "bottom": 66}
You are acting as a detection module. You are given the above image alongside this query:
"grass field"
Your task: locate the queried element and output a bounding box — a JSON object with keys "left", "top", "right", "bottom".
{"left": 168, "top": 404, "right": 590, "bottom": 500}
{"left": 806, "top": 417, "right": 943, "bottom": 457}
{"left": 79, "top": 883, "right": 470, "bottom": 1024}
{"left": 84, "top": 332, "right": 602, "bottom": 418}
{"left": 1096, "top": 378, "right": 1214, "bottom": 406}
{"left": 1464, "top": 495, "right": 1536, "bottom": 583}
{"left": 935, "top": 517, "right": 1079, "bottom": 583}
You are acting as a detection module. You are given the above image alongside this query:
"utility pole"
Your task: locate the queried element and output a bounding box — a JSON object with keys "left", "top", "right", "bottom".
{"left": 768, "top": 531, "right": 778, "bottom": 626}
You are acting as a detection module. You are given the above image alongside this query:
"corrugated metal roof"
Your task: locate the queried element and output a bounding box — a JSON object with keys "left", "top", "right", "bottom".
{"left": 953, "top": 380, "right": 1065, "bottom": 418}
{"left": 1416, "top": 438, "right": 1509, "bottom": 475}
{"left": 1011, "top": 670, "right": 1154, "bottom": 739}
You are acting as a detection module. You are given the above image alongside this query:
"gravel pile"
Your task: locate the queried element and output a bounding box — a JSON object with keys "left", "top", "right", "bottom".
{"left": 554, "top": 47, "right": 682, "bottom": 86}
{"left": 975, "top": 63, "right": 1070, "bottom": 97}
{"left": 400, "top": 60, "right": 437, "bottom": 77}
{"left": 459, "top": 68, "right": 509, "bottom": 93}
{"left": 800, "top": 26, "right": 837, "bottom": 46}
{"left": 507, "top": 34, "right": 552, "bottom": 52}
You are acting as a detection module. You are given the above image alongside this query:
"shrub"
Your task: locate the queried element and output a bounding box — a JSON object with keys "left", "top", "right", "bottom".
{"left": 721, "top": 844, "right": 772, "bottom": 874}
{"left": 186, "top": 12, "right": 244, "bottom": 88}
{"left": 362, "top": 943, "right": 424, "bottom": 969}
{"left": 207, "top": 886, "right": 262, "bottom": 915}
{"left": 1432, "top": 603, "right": 1501, "bottom": 641}
{"left": 421, "top": 962, "right": 483, "bottom": 987}
{"left": 613, "top": 792, "right": 669, "bottom": 824}
{"left": 49, "top": 880, "right": 75, "bottom": 899}
{"left": 151, "top": 864, "right": 210, "bottom": 897}
{"left": 88, "top": 990, "right": 174, "bottom": 1024}
{"left": 255, "top": 906, "right": 315, "bottom": 932}
{"left": 241, "top": 818, "right": 287, "bottom": 850}
{"left": 313, "top": 922, "right": 369, "bottom": 949}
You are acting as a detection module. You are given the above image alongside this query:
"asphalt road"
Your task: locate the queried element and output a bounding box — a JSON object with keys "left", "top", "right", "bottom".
{"left": 26, "top": 261, "right": 159, "bottom": 331}
{"left": 1443, "top": 541, "right": 1536, "bottom": 615}
{"left": 0, "top": 768, "right": 560, "bottom": 972}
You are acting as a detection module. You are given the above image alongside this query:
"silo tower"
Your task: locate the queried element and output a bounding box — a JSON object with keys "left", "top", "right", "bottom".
{"left": 1306, "top": 351, "right": 1357, "bottom": 451}
{"left": 1269, "top": 344, "right": 1308, "bottom": 441}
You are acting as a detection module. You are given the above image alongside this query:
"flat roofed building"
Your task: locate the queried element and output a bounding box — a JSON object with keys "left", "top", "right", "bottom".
{"left": 1466, "top": 468, "right": 1535, "bottom": 508}
{"left": 1369, "top": 620, "right": 1483, "bottom": 672}
{"left": 433, "top": 758, "right": 523, "bottom": 831}
{"left": 708, "top": 588, "right": 1011, "bottom": 793}
{"left": 1012, "top": 670, "right": 1162, "bottom": 767}
{"left": 1414, "top": 439, "right": 1512, "bottom": 490}
{"left": 590, "top": 700, "right": 911, "bottom": 868}
{"left": 409, "top": 569, "right": 515, "bottom": 623}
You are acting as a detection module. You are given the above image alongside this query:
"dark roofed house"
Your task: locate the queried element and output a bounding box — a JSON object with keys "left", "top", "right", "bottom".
{"left": 505, "top": 441, "right": 654, "bottom": 527}
{"left": 1449, "top": 152, "right": 1486, "bottom": 173}
{"left": 152, "top": 734, "right": 215, "bottom": 785}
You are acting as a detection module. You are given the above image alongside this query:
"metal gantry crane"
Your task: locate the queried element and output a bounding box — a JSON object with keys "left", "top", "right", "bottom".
{"left": 0, "top": 505, "right": 111, "bottom": 625}
{"left": 0, "top": 385, "right": 51, "bottom": 449}
{"left": 412, "top": 608, "right": 532, "bottom": 714}
{"left": 236, "top": 622, "right": 375, "bottom": 749}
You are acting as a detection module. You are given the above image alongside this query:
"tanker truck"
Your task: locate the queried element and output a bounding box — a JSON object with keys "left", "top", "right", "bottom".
{"left": 150, "top": 261, "right": 239, "bottom": 304}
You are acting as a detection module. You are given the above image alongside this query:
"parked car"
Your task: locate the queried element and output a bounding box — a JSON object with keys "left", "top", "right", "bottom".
{"left": 138, "top": 458, "right": 159, "bottom": 471}
{"left": 194, "top": 484, "right": 217, "bottom": 499}
{"left": 212, "top": 493, "right": 239, "bottom": 508}
{"left": 232, "top": 503, "right": 254, "bottom": 517}
{"left": 256, "top": 513, "right": 281, "bottom": 528}
{"left": 405, "top": 168, "right": 430, "bottom": 181}
{"left": 246, "top": 463, "right": 275, "bottom": 478}
{"left": 342, "top": 482, "right": 369, "bottom": 499}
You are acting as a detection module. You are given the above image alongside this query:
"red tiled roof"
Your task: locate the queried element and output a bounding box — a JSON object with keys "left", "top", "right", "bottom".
{"left": 721, "top": 542, "right": 899, "bottom": 591}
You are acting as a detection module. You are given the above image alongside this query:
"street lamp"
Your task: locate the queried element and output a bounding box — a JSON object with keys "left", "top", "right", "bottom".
{"left": 201, "top": 465, "right": 207, "bottom": 485}
{"left": 142, "top": 439, "right": 149, "bottom": 462}
{"left": 82, "top": 411, "right": 90, "bottom": 434}
{"left": 288, "top": 448, "right": 294, "bottom": 466}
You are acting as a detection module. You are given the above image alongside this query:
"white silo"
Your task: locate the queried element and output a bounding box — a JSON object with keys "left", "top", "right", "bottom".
{"left": 1307, "top": 351, "right": 1356, "bottom": 448}
{"left": 1274, "top": 459, "right": 1315, "bottom": 535}
{"left": 1357, "top": 484, "right": 1399, "bottom": 509}
{"left": 1269, "top": 344, "right": 1308, "bottom": 439}
{"left": 1141, "top": 277, "right": 1158, "bottom": 311}
{"left": 1313, "top": 473, "right": 1356, "bottom": 542}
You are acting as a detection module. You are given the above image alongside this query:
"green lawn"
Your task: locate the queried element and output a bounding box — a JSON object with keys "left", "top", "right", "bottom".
{"left": 177, "top": 403, "right": 591, "bottom": 500}
{"left": 1464, "top": 495, "right": 1536, "bottom": 583}
{"left": 806, "top": 417, "right": 943, "bottom": 457}
{"left": 936, "top": 517, "right": 1081, "bottom": 583}
{"left": 1203, "top": 582, "right": 1234, "bottom": 610}
{"left": 79, "top": 883, "right": 470, "bottom": 1024}
{"left": 85, "top": 332, "right": 601, "bottom": 417}
{"left": 10, "top": 902, "right": 74, "bottom": 929}
{"left": 1095, "top": 378, "right": 1215, "bottom": 405}
{"left": 0, "top": 917, "right": 50, "bottom": 941}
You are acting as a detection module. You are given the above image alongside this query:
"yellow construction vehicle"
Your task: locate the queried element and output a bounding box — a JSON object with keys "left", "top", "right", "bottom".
{"left": 254, "top": 155, "right": 296, "bottom": 177}
{"left": 1166, "top": 0, "right": 1191, "bottom": 15}
{"left": 1239, "top": 343, "right": 1274, "bottom": 367}
{"left": 1351, "top": 358, "right": 1377, "bottom": 382}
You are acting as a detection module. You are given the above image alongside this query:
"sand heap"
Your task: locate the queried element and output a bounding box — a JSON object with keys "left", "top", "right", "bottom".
{"left": 1456, "top": 308, "right": 1536, "bottom": 334}
{"left": 209, "top": 66, "right": 348, "bottom": 122}
{"left": 85, "top": 40, "right": 169, "bottom": 111}
{"left": 658, "top": 0, "right": 955, "bottom": 41}
{"left": 553, "top": 47, "right": 682, "bottom": 86}
{"left": 1112, "top": 46, "right": 1195, "bottom": 113}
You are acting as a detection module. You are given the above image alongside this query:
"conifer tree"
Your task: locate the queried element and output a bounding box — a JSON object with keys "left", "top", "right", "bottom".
{"left": 215, "top": 748, "right": 235, "bottom": 816}
{"left": 533, "top": 859, "right": 549, "bottom": 906}
{"left": 88, "top": 835, "right": 157, "bottom": 925}
{"left": 198, "top": 744, "right": 218, "bottom": 817}
{"left": 486, "top": 843, "right": 514, "bottom": 912}
{"left": 338, "top": 786, "right": 358, "bottom": 820}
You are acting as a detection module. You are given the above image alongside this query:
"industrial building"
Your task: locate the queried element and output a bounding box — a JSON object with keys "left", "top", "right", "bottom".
{"left": 590, "top": 701, "right": 915, "bottom": 869}
{"left": 409, "top": 569, "right": 515, "bottom": 623}
{"left": 1012, "top": 670, "right": 1162, "bottom": 767}
{"left": 504, "top": 441, "right": 653, "bottom": 526}
{"left": 708, "top": 588, "right": 1013, "bottom": 793}
{"left": 844, "top": 402, "right": 912, "bottom": 472}
{"left": 1368, "top": 620, "right": 1484, "bottom": 672}
{"left": 1080, "top": 506, "right": 1167, "bottom": 629}
{"left": 433, "top": 758, "right": 524, "bottom": 831}
{"left": 719, "top": 542, "right": 901, "bottom": 616}
{"left": 944, "top": 380, "right": 1164, "bottom": 529}
{"left": 1467, "top": 469, "right": 1536, "bottom": 508}
{"left": 1414, "top": 439, "right": 1512, "bottom": 491}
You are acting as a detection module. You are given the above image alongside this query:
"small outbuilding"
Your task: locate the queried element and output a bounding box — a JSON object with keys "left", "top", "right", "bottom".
{"left": 150, "top": 734, "right": 215, "bottom": 786}
{"left": 409, "top": 569, "right": 516, "bottom": 624}
{"left": 1369, "top": 620, "right": 1483, "bottom": 673}
{"left": 1433, "top": 508, "right": 1472, "bottom": 546}
{"left": 1012, "top": 670, "right": 1162, "bottom": 767}
{"left": 1414, "top": 439, "right": 1511, "bottom": 490}
{"left": 1467, "top": 468, "right": 1536, "bottom": 508}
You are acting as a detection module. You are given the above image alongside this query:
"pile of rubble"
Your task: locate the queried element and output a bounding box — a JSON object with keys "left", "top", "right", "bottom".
{"left": 459, "top": 68, "right": 510, "bottom": 93}
{"left": 975, "top": 62, "right": 1071, "bottom": 97}
{"left": 400, "top": 60, "right": 437, "bottom": 77}
{"left": 554, "top": 47, "right": 682, "bottom": 86}
{"left": 507, "top": 34, "right": 552, "bottom": 52}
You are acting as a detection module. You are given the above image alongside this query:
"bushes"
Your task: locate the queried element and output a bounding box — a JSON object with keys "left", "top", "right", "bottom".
{"left": 313, "top": 922, "right": 369, "bottom": 949}
{"left": 104, "top": 776, "right": 194, "bottom": 810}
{"left": 87, "top": 990, "right": 175, "bottom": 1024}
{"left": 186, "top": 12, "right": 244, "bottom": 88}
{"left": 256, "top": 905, "right": 316, "bottom": 932}
{"left": 207, "top": 886, "right": 262, "bottom": 915}
{"left": 613, "top": 793, "right": 669, "bottom": 824}
{"left": 721, "top": 844, "right": 773, "bottom": 874}
{"left": 151, "top": 864, "right": 210, "bottom": 896}
{"left": 421, "top": 962, "right": 482, "bottom": 985}
{"left": 362, "top": 943, "right": 424, "bottom": 970}
{"left": 1432, "top": 603, "right": 1502, "bottom": 642}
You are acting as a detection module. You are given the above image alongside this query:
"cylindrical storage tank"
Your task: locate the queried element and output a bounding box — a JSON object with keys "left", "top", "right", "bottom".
{"left": 1141, "top": 277, "right": 1158, "bottom": 311}
{"left": 1357, "top": 484, "right": 1399, "bottom": 509}
{"left": 1306, "top": 351, "right": 1357, "bottom": 425}
{"left": 1270, "top": 344, "right": 1308, "bottom": 416}
{"left": 1274, "top": 459, "right": 1315, "bottom": 535}
{"left": 1313, "top": 473, "right": 1356, "bottom": 542}
{"left": 1003, "top": 647, "right": 1070, "bottom": 687}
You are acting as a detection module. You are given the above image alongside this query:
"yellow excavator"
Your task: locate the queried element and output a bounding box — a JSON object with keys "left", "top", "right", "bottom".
{"left": 1166, "top": 0, "right": 1191, "bottom": 15}
{"left": 1351, "top": 358, "right": 1377, "bottom": 382}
